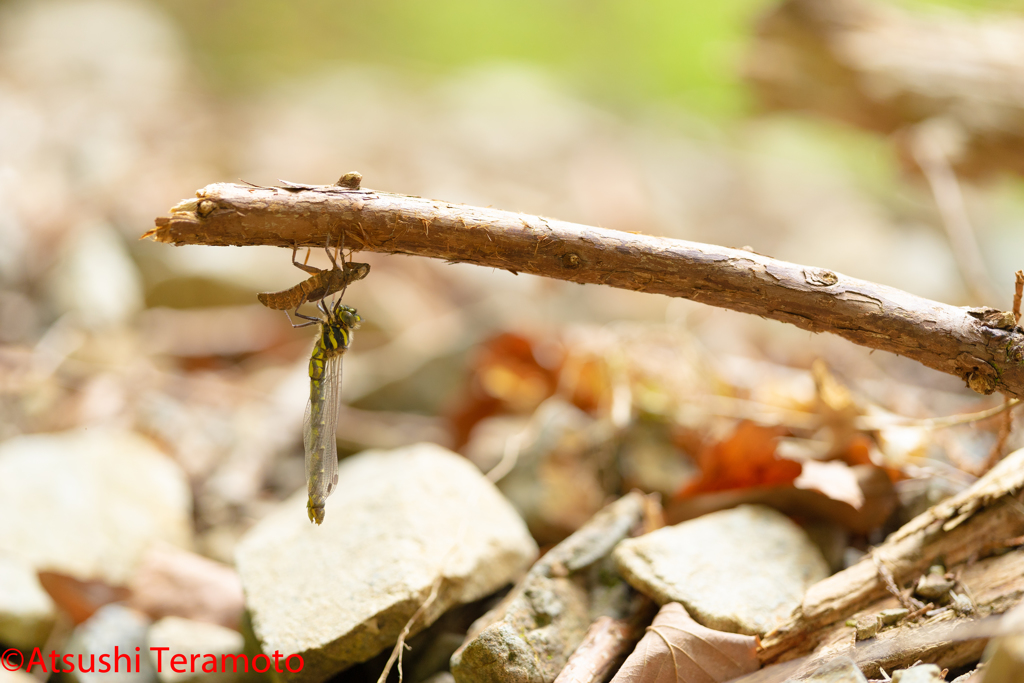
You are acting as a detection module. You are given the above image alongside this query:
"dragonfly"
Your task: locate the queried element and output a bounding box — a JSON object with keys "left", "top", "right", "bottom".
{"left": 293, "top": 297, "right": 363, "bottom": 525}
{"left": 257, "top": 238, "right": 370, "bottom": 315}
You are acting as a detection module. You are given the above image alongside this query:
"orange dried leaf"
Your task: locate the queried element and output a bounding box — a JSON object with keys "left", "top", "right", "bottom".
{"left": 839, "top": 433, "right": 875, "bottom": 467}
{"left": 678, "top": 422, "right": 800, "bottom": 497}
{"left": 611, "top": 602, "right": 759, "bottom": 683}
{"left": 448, "top": 332, "right": 561, "bottom": 447}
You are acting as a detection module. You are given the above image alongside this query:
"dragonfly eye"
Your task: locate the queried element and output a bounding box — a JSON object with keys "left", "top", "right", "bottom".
{"left": 341, "top": 310, "right": 361, "bottom": 328}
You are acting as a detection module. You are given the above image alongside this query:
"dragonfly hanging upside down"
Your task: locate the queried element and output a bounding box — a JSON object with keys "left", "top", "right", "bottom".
{"left": 293, "top": 298, "right": 362, "bottom": 524}
{"left": 257, "top": 236, "right": 367, "bottom": 525}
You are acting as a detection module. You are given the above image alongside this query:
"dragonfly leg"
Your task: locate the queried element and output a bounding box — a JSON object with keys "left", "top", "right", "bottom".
{"left": 287, "top": 308, "right": 320, "bottom": 328}
{"left": 291, "top": 245, "right": 321, "bottom": 275}
{"left": 325, "top": 239, "right": 341, "bottom": 270}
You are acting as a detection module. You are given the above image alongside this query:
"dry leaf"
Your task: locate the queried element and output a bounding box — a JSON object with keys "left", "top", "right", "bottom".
{"left": 448, "top": 332, "right": 561, "bottom": 447}
{"left": 678, "top": 422, "right": 800, "bottom": 497}
{"left": 610, "top": 602, "right": 759, "bottom": 683}
{"left": 666, "top": 462, "right": 895, "bottom": 533}
{"left": 37, "top": 571, "right": 130, "bottom": 625}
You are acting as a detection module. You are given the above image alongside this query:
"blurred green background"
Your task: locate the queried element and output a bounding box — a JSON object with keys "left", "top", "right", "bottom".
{"left": 156, "top": 0, "right": 1024, "bottom": 116}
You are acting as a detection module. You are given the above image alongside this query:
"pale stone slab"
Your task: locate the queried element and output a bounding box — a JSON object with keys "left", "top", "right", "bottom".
{"left": 147, "top": 617, "right": 245, "bottom": 683}
{"left": 0, "top": 430, "right": 193, "bottom": 584}
{"left": 235, "top": 443, "right": 537, "bottom": 683}
{"left": 613, "top": 505, "right": 828, "bottom": 635}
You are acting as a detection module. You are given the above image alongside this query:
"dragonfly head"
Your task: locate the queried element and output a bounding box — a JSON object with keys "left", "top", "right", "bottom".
{"left": 344, "top": 261, "right": 370, "bottom": 283}
{"left": 333, "top": 303, "right": 362, "bottom": 329}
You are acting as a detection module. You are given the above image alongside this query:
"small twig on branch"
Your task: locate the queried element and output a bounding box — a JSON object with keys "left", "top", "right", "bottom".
{"left": 1015, "top": 271, "right": 1024, "bottom": 325}
{"left": 145, "top": 181, "right": 1024, "bottom": 398}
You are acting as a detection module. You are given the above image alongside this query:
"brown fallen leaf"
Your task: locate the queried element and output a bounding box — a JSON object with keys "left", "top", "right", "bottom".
{"left": 448, "top": 332, "right": 562, "bottom": 448}
{"left": 610, "top": 603, "right": 760, "bottom": 683}
{"left": 677, "top": 422, "right": 800, "bottom": 497}
{"left": 127, "top": 542, "right": 244, "bottom": 629}
{"left": 664, "top": 462, "right": 895, "bottom": 534}
{"left": 37, "top": 572, "right": 130, "bottom": 625}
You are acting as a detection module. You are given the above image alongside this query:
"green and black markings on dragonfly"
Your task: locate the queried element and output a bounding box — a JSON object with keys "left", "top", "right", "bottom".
{"left": 293, "top": 298, "right": 362, "bottom": 525}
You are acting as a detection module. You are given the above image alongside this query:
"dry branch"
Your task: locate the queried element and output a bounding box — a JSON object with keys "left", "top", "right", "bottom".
{"left": 146, "top": 182, "right": 1024, "bottom": 397}
{"left": 553, "top": 612, "right": 649, "bottom": 683}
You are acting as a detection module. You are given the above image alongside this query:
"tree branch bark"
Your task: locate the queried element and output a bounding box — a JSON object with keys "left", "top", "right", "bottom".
{"left": 145, "top": 182, "right": 1024, "bottom": 398}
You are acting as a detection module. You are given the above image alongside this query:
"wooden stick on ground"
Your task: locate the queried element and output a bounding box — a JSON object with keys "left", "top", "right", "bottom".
{"left": 145, "top": 180, "right": 1024, "bottom": 397}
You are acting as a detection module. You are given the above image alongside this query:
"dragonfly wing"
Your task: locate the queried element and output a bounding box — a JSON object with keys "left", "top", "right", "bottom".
{"left": 303, "top": 353, "right": 343, "bottom": 524}
{"left": 322, "top": 353, "right": 342, "bottom": 495}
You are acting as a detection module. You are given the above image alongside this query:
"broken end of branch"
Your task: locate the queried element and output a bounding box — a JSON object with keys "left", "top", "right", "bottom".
{"left": 144, "top": 185, "right": 227, "bottom": 244}
{"left": 142, "top": 214, "right": 200, "bottom": 244}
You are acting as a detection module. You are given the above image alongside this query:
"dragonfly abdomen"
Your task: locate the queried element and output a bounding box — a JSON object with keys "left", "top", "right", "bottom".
{"left": 303, "top": 304, "right": 362, "bottom": 526}
{"left": 258, "top": 262, "right": 370, "bottom": 311}
{"left": 258, "top": 273, "right": 331, "bottom": 310}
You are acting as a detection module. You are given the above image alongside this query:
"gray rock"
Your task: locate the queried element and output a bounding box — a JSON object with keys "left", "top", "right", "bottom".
{"left": 0, "top": 553, "right": 55, "bottom": 650}
{"left": 878, "top": 608, "right": 908, "bottom": 626}
{"left": 451, "top": 493, "right": 646, "bottom": 683}
{"left": 235, "top": 443, "right": 537, "bottom": 683}
{"left": 452, "top": 581, "right": 590, "bottom": 683}
{"left": 949, "top": 669, "right": 981, "bottom": 683}
{"left": 613, "top": 505, "right": 828, "bottom": 635}
{"left": 50, "top": 223, "right": 143, "bottom": 328}
{"left": 794, "top": 656, "right": 868, "bottom": 682}
{"left": 853, "top": 615, "right": 879, "bottom": 641}
{"left": 65, "top": 604, "right": 155, "bottom": 683}
{"left": 147, "top": 617, "right": 245, "bottom": 683}
{"left": 422, "top": 675, "right": 456, "bottom": 683}
{"left": 915, "top": 566, "right": 955, "bottom": 602}
{"left": 0, "top": 430, "right": 193, "bottom": 584}
{"left": 891, "top": 664, "right": 944, "bottom": 683}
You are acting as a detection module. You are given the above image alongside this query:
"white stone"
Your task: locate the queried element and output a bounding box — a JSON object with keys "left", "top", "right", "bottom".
{"left": 65, "top": 604, "right": 154, "bottom": 683}
{"left": 0, "top": 668, "right": 38, "bottom": 683}
{"left": 0, "top": 429, "right": 193, "bottom": 584}
{"left": 892, "top": 665, "right": 944, "bottom": 683}
{"left": 147, "top": 617, "right": 245, "bottom": 683}
{"left": 613, "top": 505, "right": 828, "bottom": 635}
{"left": 0, "top": 553, "right": 55, "bottom": 650}
{"left": 235, "top": 443, "right": 537, "bottom": 683}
